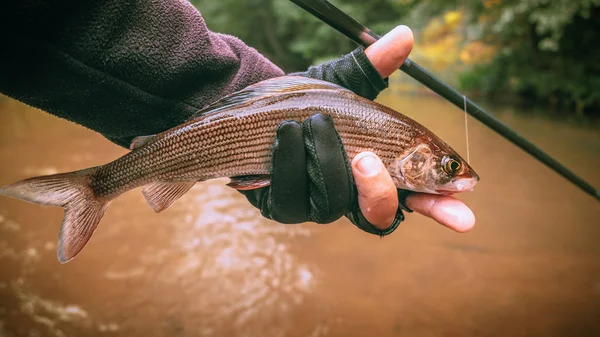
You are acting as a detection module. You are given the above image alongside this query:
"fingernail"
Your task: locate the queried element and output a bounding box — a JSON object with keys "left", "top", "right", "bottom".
{"left": 356, "top": 155, "right": 381, "bottom": 176}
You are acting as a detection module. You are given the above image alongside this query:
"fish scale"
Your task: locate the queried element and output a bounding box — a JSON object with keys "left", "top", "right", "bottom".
{"left": 92, "top": 91, "right": 419, "bottom": 199}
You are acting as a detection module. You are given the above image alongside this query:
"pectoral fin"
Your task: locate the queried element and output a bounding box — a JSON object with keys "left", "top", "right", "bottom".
{"left": 227, "top": 175, "right": 271, "bottom": 190}
{"left": 142, "top": 181, "right": 196, "bottom": 213}
{"left": 130, "top": 135, "right": 156, "bottom": 150}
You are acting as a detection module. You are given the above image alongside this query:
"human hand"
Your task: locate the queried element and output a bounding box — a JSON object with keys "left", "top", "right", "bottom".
{"left": 240, "top": 112, "right": 405, "bottom": 235}
{"left": 354, "top": 25, "right": 475, "bottom": 232}
{"left": 241, "top": 25, "right": 475, "bottom": 234}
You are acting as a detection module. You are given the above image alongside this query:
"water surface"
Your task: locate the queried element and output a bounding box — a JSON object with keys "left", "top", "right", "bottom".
{"left": 0, "top": 88, "right": 599, "bottom": 337}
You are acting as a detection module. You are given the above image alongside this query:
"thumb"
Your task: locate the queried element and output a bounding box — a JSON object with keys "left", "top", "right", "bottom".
{"left": 364, "top": 25, "right": 414, "bottom": 78}
{"left": 351, "top": 152, "right": 399, "bottom": 229}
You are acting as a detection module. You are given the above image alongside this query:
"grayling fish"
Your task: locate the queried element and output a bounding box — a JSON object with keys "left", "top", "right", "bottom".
{"left": 0, "top": 76, "right": 479, "bottom": 263}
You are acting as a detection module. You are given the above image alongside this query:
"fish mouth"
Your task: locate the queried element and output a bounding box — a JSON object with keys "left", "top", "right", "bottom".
{"left": 435, "top": 176, "right": 479, "bottom": 194}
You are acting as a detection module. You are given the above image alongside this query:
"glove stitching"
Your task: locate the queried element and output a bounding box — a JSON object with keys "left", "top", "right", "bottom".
{"left": 304, "top": 118, "right": 330, "bottom": 223}
{"left": 332, "top": 127, "right": 355, "bottom": 208}
{"left": 267, "top": 135, "right": 281, "bottom": 218}
{"left": 351, "top": 52, "right": 378, "bottom": 92}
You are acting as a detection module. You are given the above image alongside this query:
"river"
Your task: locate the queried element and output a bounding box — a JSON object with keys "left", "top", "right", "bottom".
{"left": 0, "top": 86, "right": 599, "bottom": 337}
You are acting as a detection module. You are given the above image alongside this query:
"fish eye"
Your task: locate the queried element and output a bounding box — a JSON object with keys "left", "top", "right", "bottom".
{"left": 442, "top": 156, "right": 461, "bottom": 175}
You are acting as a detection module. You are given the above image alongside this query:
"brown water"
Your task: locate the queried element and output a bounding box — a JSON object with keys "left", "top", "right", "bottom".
{"left": 0, "top": 89, "right": 599, "bottom": 337}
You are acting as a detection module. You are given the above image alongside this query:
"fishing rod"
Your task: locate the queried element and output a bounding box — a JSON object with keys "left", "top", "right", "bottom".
{"left": 289, "top": 0, "right": 600, "bottom": 202}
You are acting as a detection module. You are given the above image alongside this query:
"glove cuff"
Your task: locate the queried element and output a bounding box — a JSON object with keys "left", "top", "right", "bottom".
{"left": 290, "top": 47, "right": 389, "bottom": 100}
{"left": 346, "top": 206, "right": 403, "bottom": 237}
{"left": 349, "top": 47, "right": 388, "bottom": 94}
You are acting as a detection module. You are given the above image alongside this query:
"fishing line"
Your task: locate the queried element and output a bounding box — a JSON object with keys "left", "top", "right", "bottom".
{"left": 463, "top": 95, "right": 470, "bottom": 163}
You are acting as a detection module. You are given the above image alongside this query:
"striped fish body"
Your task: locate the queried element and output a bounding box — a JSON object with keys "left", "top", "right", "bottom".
{"left": 94, "top": 77, "right": 422, "bottom": 198}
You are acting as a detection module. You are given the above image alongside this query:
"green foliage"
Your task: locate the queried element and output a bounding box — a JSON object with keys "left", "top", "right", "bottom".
{"left": 456, "top": 0, "right": 600, "bottom": 114}
{"left": 190, "top": 0, "right": 408, "bottom": 72}
{"left": 190, "top": 0, "right": 600, "bottom": 115}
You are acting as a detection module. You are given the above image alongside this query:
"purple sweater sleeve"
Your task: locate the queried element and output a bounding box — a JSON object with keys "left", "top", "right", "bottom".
{"left": 0, "top": 0, "right": 285, "bottom": 147}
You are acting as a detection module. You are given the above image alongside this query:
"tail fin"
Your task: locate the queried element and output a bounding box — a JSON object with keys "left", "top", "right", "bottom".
{"left": 0, "top": 167, "right": 109, "bottom": 264}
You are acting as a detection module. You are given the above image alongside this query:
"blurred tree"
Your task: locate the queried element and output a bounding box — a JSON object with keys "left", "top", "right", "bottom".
{"left": 190, "top": 0, "right": 600, "bottom": 115}
{"left": 190, "top": 0, "right": 409, "bottom": 72}
{"left": 416, "top": 0, "right": 600, "bottom": 115}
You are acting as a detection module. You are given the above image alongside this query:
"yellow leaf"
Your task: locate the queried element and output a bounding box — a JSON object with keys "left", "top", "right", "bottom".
{"left": 444, "top": 11, "right": 462, "bottom": 28}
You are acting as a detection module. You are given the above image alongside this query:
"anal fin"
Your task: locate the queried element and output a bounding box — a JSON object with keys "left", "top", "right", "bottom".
{"left": 227, "top": 175, "right": 271, "bottom": 190}
{"left": 142, "top": 181, "right": 196, "bottom": 213}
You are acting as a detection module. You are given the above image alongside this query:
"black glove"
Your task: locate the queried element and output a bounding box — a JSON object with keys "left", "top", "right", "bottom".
{"left": 241, "top": 46, "right": 412, "bottom": 236}
{"left": 241, "top": 113, "right": 409, "bottom": 236}
{"left": 291, "top": 46, "right": 388, "bottom": 101}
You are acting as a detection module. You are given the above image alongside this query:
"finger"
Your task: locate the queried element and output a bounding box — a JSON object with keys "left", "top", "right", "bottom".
{"left": 270, "top": 120, "right": 308, "bottom": 223}
{"left": 351, "top": 152, "right": 399, "bottom": 229}
{"left": 405, "top": 193, "right": 475, "bottom": 233}
{"left": 303, "top": 114, "right": 354, "bottom": 223}
{"left": 364, "top": 25, "right": 414, "bottom": 78}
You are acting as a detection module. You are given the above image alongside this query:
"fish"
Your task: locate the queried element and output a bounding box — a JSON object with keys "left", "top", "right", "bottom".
{"left": 0, "top": 76, "right": 479, "bottom": 263}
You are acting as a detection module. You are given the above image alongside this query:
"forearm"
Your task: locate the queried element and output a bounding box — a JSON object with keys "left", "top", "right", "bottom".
{"left": 0, "top": 0, "right": 284, "bottom": 147}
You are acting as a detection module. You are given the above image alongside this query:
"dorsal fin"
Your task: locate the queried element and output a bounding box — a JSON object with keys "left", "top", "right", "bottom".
{"left": 187, "top": 76, "right": 350, "bottom": 121}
